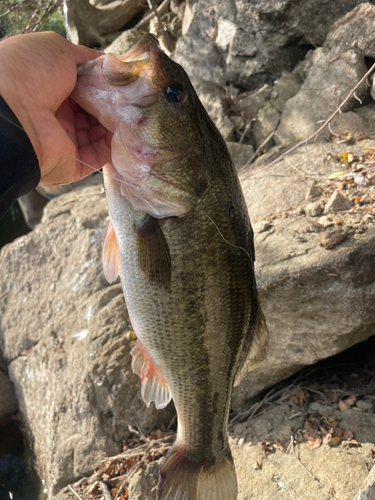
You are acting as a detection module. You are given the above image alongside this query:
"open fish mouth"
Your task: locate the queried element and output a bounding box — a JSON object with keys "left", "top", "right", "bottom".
{"left": 101, "top": 34, "right": 161, "bottom": 90}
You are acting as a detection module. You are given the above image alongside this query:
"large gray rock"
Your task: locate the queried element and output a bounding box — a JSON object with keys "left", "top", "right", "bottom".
{"left": 174, "top": 0, "right": 364, "bottom": 89}
{"left": 356, "top": 466, "right": 375, "bottom": 500}
{"left": 0, "top": 186, "right": 173, "bottom": 496}
{"left": 276, "top": 3, "right": 375, "bottom": 145}
{"left": 232, "top": 218, "right": 375, "bottom": 408}
{"left": 276, "top": 48, "right": 368, "bottom": 144}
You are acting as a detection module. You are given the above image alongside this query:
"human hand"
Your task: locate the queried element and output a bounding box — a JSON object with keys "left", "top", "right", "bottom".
{"left": 0, "top": 32, "right": 112, "bottom": 187}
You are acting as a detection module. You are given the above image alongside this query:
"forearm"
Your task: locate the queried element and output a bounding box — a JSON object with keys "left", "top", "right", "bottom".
{"left": 0, "top": 96, "right": 40, "bottom": 219}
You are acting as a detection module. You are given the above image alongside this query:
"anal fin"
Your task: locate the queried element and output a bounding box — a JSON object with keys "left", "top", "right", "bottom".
{"left": 102, "top": 220, "right": 120, "bottom": 283}
{"left": 131, "top": 339, "right": 172, "bottom": 409}
{"left": 234, "top": 295, "right": 269, "bottom": 386}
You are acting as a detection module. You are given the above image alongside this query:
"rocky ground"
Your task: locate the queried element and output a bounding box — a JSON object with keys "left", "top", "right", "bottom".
{"left": 55, "top": 340, "right": 375, "bottom": 500}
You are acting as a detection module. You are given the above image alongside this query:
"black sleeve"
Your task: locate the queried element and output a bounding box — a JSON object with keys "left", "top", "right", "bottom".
{"left": 0, "top": 96, "right": 40, "bottom": 219}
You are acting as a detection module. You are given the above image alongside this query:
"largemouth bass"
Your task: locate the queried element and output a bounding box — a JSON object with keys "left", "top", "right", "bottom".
{"left": 72, "top": 34, "right": 268, "bottom": 500}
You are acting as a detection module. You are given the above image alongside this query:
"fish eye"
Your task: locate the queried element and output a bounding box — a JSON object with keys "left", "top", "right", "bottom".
{"left": 165, "top": 82, "right": 187, "bottom": 105}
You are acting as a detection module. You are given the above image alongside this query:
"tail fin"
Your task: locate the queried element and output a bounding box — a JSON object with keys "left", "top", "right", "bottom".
{"left": 157, "top": 444, "right": 237, "bottom": 500}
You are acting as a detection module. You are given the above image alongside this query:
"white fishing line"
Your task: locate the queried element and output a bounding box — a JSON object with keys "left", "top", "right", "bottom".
{"left": 197, "top": 209, "right": 251, "bottom": 261}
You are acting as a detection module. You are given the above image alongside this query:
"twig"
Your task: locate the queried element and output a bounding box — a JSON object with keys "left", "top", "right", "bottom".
{"left": 238, "top": 120, "right": 253, "bottom": 145}
{"left": 289, "top": 439, "right": 320, "bottom": 482}
{"left": 147, "top": 0, "right": 173, "bottom": 52}
{"left": 134, "top": 0, "right": 170, "bottom": 30}
{"left": 99, "top": 481, "right": 112, "bottom": 500}
{"left": 68, "top": 484, "right": 84, "bottom": 500}
{"left": 284, "top": 158, "right": 315, "bottom": 179}
{"left": 243, "top": 131, "right": 275, "bottom": 168}
{"left": 249, "top": 60, "right": 375, "bottom": 176}
{"left": 114, "top": 452, "right": 148, "bottom": 500}
{"left": 325, "top": 472, "right": 338, "bottom": 500}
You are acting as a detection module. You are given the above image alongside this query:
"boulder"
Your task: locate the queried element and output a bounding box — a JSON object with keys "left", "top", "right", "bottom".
{"left": 356, "top": 466, "right": 375, "bottom": 500}
{"left": 104, "top": 28, "right": 146, "bottom": 54}
{"left": 276, "top": 3, "right": 375, "bottom": 145}
{"left": 193, "top": 80, "right": 235, "bottom": 141}
{"left": 174, "top": 0, "right": 364, "bottom": 89}
{"left": 232, "top": 216, "right": 375, "bottom": 408}
{"left": 0, "top": 186, "right": 174, "bottom": 496}
{"left": 276, "top": 48, "right": 368, "bottom": 144}
{"left": 226, "top": 142, "right": 254, "bottom": 171}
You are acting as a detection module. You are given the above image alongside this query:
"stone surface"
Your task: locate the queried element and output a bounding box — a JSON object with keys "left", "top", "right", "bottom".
{"left": 319, "top": 226, "right": 349, "bottom": 247}
{"left": 239, "top": 139, "right": 373, "bottom": 224}
{"left": 276, "top": 48, "right": 368, "bottom": 145}
{"left": 232, "top": 84, "right": 273, "bottom": 122}
{"left": 356, "top": 466, "right": 375, "bottom": 500}
{"left": 324, "top": 191, "right": 352, "bottom": 213}
{"left": 275, "top": 3, "right": 375, "bottom": 145}
{"left": 252, "top": 102, "right": 280, "bottom": 149}
{"left": 270, "top": 72, "right": 304, "bottom": 113}
{"left": 0, "top": 186, "right": 173, "bottom": 496}
{"left": 232, "top": 217, "right": 375, "bottom": 408}
{"left": 325, "top": 3, "right": 375, "bottom": 59}
{"left": 174, "top": 0, "right": 364, "bottom": 89}
{"left": 193, "top": 80, "right": 235, "bottom": 141}
{"left": 225, "top": 142, "right": 254, "bottom": 171}
{"left": 104, "top": 28, "right": 145, "bottom": 54}
{"left": 66, "top": 0, "right": 145, "bottom": 47}
{"left": 305, "top": 201, "right": 324, "bottom": 217}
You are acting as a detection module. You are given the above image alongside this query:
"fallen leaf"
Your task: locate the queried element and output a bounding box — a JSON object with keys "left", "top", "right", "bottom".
{"left": 339, "top": 400, "right": 351, "bottom": 412}
{"left": 289, "top": 388, "right": 309, "bottom": 406}
{"left": 323, "top": 433, "right": 332, "bottom": 445}
{"left": 329, "top": 437, "right": 341, "bottom": 447}
{"left": 305, "top": 436, "right": 322, "bottom": 450}
{"left": 343, "top": 429, "right": 354, "bottom": 440}
{"left": 328, "top": 171, "right": 345, "bottom": 179}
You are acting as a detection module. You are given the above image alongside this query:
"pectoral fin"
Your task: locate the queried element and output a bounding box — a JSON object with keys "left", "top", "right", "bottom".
{"left": 134, "top": 215, "right": 171, "bottom": 288}
{"left": 131, "top": 340, "right": 172, "bottom": 409}
{"left": 102, "top": 221, "right": 120, "bottom": 283}
{"left": 234, "top": 296, "right": 269, "bottom": 386}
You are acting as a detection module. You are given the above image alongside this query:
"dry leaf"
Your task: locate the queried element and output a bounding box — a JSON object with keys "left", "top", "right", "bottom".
{"left": 329, "top": 437, "right": 341, "bottom": 447}
{"left": 305, "top": 436, "right": 322, "bottom": 450}
{"left": 323, "top": 433, "right": 332, "bottom": 445}
{"left": 343, "top": 429, "right": 354, "bottom": 440}
{"left": 339, "top": 400, "right": 351, "bottom": 412}
{"left": 290, "top": 388, "right": 309, "bottom": 406}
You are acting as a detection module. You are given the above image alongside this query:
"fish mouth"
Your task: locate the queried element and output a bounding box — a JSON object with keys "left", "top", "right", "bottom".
{"left": 101, "top": 34, "right": 166, "bottom": 101}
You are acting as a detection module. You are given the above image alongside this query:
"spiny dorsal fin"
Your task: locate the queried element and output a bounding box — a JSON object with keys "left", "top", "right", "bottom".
{"left": 131, "top": 339, "right": 172, "bottom": 409}
{"left": 102, "top": 220, "right": 120, "bottom": 284}
{"left": 134, "top": 215, "right": 171, "bottom": 288}
{"left": 234, "top": 295, "right": 269, "bottom": 386}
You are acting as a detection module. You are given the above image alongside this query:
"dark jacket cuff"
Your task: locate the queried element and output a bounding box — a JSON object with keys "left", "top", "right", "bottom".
{"left": 0, "top": 95, "right": 40, "bottom": 219}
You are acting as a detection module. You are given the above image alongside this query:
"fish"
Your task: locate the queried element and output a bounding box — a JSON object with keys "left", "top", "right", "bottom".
{"left": 71, "top": 33, "right": 268, "bottom": 500}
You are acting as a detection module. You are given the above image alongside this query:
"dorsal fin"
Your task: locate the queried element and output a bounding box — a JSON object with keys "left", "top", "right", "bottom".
{"left": 102, "top": 220, "right": 120, "bottom": 283}
{"left": 131, "top": 339, "right": 172, "bottom": 409}
{"left": 234, "top": 295, "right": 269, "bottom": 386}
